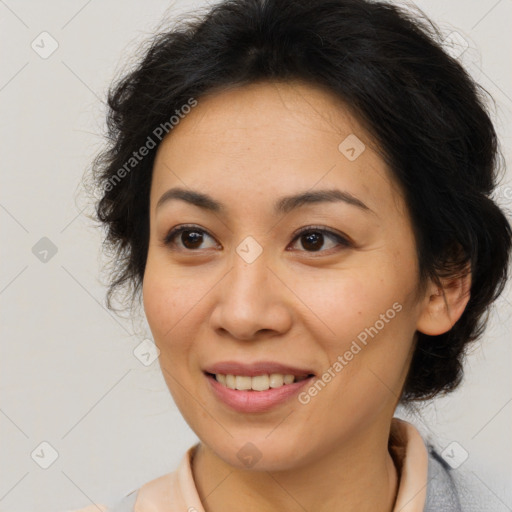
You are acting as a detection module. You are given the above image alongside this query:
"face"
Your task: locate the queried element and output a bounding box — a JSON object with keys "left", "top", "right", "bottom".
{"left": 142, "top": 80, "right": 428, "bottom": 471}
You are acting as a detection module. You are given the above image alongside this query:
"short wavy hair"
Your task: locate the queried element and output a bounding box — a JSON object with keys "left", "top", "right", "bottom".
{"left": 86, "top": 0, "right": 512, "bottom": 402}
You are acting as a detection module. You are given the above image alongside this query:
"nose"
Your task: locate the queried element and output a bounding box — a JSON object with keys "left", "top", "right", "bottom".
{"left": 209, "top": 254, "right": 293, "bottom": 341}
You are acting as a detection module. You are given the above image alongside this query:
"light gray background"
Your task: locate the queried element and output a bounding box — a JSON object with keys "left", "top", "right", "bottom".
{"left": 1, "top": 1, "right": 511, "bottom": 511}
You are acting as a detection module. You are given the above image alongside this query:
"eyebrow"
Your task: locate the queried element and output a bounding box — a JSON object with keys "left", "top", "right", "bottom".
{"left": 156, "top": 187, "right": 374, "bottom": 215}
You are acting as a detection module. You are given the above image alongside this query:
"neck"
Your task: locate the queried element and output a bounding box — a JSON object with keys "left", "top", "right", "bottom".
{"left": 192, "top": 421, "right": 399, "bottom": 512}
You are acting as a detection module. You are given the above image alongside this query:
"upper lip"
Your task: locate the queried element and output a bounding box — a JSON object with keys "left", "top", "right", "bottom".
{"left": 203, "top": 361, "right": 315, "bottom": 377}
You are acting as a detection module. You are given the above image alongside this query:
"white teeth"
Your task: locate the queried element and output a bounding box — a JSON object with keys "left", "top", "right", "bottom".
{"left": 235, "top": 375, "right": 252, "bottom": 390}
{"left": 225, "top": 374, "right": 236, "bottom": 389}
{"left": 214, "top": 373, "right": 306, "bottom": 391}
{"left": 283, "top": 374, "right": 295, "bottom": 385}
{"left": 252, "top": 374, "right": 269, "bottom": 391}
{"left": 269, "top": 373, "right": 284, "bottom": 388}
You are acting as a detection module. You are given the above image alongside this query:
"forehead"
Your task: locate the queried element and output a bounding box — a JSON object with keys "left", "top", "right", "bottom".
{"left": 150, "top": 80, "right": 405, "bottom": 219}
{"left": 159, "top": 80, "right": 365, "bottom": 148}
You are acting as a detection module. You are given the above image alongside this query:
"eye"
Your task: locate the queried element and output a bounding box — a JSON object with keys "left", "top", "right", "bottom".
{"left": 163, "top": 224, "right": 218, "bottom": 251}
{"left": 162, "top": 224, "right": 352, "bottom": 253}
{"left": 288, "top": 226, "right": 352, "bottom": 253}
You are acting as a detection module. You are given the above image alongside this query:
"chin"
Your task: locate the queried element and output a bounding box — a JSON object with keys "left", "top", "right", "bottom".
{"left": 204, "top": 434, "right": 310, "bottom": 472}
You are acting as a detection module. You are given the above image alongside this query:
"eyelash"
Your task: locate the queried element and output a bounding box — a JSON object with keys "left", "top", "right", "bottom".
{"left": 162, "top": 224, "right": 352, "bottom": 254}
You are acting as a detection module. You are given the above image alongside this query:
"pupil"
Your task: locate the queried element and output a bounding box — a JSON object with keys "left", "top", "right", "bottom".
{"left": 302, "top": 232, "right": 323, "bottom": 251}
{"left": 182, "top": 230, "right": 202, "bottom": 249}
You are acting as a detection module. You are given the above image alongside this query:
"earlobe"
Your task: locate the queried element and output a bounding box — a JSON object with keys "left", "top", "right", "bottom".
{"left": 416, "top": 266, "right": 472, "bottom": 336}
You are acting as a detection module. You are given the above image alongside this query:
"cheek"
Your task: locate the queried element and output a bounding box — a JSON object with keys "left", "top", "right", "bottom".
{"left": 292, "top": 270, "right": 399, "bottom": 345}
{"left": 142, "top": 261, "right": 187, "bottom": 346}
{"left": 142, "top": 269, "right": 195, "bottom": 400}
{"left": 142, "top": 260, "right": 212, "bottom": 382}
{"left": 142, "top": 245, "right": 219, "bottom": 332}
{"left": 142, "top": 273, "right": 170, "bottom": 337}
{"left": 143, "top": 247, "right": 194, "bottom": 327}
{"left": 293, "top": 266, "right": 415, "bottom": 390}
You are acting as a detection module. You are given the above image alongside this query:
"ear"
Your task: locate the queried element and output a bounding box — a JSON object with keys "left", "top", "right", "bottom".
{"left": 416, "top": 264, "right": 472, "bottom": 336}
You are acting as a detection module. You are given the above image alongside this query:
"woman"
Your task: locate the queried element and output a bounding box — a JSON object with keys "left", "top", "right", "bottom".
{"left": 77, "top": 0, "right": 511, "bottom": 510}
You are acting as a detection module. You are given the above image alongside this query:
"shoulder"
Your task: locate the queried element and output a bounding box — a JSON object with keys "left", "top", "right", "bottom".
{"left": 425, "top": 445, "right": 463, "bottom": 511}
{"left": 425, "top": 444, "right": 496, "bottom": 512}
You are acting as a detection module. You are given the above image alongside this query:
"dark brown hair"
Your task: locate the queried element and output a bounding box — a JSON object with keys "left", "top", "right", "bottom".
{"left": 86, "top": 0, "right": 512, "bottom": 402}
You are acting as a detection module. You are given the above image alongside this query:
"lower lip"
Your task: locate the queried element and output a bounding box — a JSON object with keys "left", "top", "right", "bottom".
{"left": 205, "top": 373, "right": 314, "bottom": 413}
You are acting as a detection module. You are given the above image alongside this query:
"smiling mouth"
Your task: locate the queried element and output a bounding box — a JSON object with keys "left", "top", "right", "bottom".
{"left": 205, "top": 372, "right": 315, "bottom": 391}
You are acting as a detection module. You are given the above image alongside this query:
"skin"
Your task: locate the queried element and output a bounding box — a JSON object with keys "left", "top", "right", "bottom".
{"left": 142, "top": 80, "right": 471, "bottom": 512}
